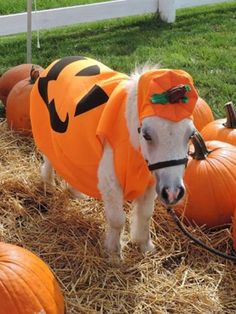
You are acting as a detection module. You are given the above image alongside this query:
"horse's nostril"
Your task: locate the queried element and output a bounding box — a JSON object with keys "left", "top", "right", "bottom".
{"left": 177, "top": 186, "right": 185, "bottom": 201}
{"left": 161, "top": 187, "right": 169, "bottom": 202}
{"left": 160, "top": 186, "right": 185, "bottom": 204}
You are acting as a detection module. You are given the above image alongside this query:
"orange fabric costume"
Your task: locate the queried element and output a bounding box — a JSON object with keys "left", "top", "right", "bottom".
{"left": 30, "top": 56, "right": 198, "bottom": 200}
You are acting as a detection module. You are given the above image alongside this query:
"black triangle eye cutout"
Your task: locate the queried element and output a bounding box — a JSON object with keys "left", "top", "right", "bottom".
{"left": 74, "top": 85, "right": 109, "bottom": 116}
{"left": 76, "top": 65, "right": 101, "bottom": 76}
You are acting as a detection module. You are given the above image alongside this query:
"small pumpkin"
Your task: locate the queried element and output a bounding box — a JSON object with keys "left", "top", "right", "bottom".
{"left": 176, "top": 132, "right": 236, "bottom": 228}
{"left": 0, "top": 242, "right": 64, "bottom": 314}
{"left": 201, "top": 101, "right": 236, "bottom": 146}
{"left": 0, "top": 63, "right": 43, "bottom": 105}
{"left": 6, "top": 66, "right": 40, "bottom": 136}
{"left": 192, "top": 97, "right": 214, "bottom": 131}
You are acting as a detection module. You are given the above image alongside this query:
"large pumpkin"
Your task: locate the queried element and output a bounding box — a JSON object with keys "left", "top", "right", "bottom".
{"left": 0, "top": 242, "right": 64, "bottom": 314}
{"left": 0, "top": 64, "right": 43, "bottom": 105}
{"left": 176, "top": 133, "right": 236, "bottom": 228}
{"left": 192, "top": 97, "right": 214, "bottom": 131}
{"left": 201, "top": 101, "right": 236, "bottom": 146}
{"left": 6, "top": 66, "right": 40, "bottom": 136}
{"left": 232, "top": 211, "right": 236, "bottom": 250}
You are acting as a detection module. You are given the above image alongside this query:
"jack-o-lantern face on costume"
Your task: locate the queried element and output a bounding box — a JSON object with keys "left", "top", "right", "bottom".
{"left": 30, "top": 56, "right": 197, "bottom": 200}
{"left": 36, "top": 56, "right": 117, "bottom": 133}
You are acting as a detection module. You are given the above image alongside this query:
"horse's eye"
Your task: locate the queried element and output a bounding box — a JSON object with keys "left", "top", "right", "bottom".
{"left": 143, "top": 132, "right": 152, "bottom": 141}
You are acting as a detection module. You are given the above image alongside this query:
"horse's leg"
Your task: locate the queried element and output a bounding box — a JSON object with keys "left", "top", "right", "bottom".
{"left": 40, "top": 154, "right": 54, "bottom": 184}
{"left": 67, "top": 184, "right": 85, "bottom": 200}
{"left": 98, "top": 143, "right": 125, "bottom": 256}
{"left": 130, "top": 184, "right": 156, "bottom": 252}
{"left": 41, "top": 155, "right": 84, "bottom": 199}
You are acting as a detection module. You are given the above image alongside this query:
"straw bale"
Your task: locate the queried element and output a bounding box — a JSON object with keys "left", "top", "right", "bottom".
{"left": 0, "top": 120, "right": 236, "bottom": 313}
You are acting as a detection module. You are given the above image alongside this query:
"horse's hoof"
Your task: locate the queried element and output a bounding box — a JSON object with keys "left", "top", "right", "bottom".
{"left": 140, "top": 239, "right": 155, "bottom": 253}
{"left": 67, "top": 184, "right": 85, "bottom": 200}
{"left": 40, "top": 165, "right": 55, "bottom": 185}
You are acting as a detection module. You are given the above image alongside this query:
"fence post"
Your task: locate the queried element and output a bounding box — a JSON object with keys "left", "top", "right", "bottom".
{"left": 27, "top": 0, "right": 32, "bottom": 63}
{"left": 159, "top": 0, "right": 176, "bottom": 23}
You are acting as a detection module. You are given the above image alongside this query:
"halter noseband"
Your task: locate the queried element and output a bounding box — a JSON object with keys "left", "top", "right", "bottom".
{"left": 148, "top": 157, "right": 188, "bottom": 171}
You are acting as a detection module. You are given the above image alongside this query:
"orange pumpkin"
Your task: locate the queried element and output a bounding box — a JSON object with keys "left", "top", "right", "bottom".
{"left": 0, "top": 64, "right": 43, "bottom": 105}
{"left": 176, "top": 133, "right": 236, "bottom": 228}
{"left": 6, "top": 66, "right": 40, "bottom": 136}
{"left": 192, "top": 97, "right": 214, "bottom": 131}
{"left": 201, "top": 101, "right": 236, "bottom": 146}
{"left": 233, "top": 211, "right": 236, "bottom": 251}
{"left": 0, "top": 242, "right": 64, "bottom": 314}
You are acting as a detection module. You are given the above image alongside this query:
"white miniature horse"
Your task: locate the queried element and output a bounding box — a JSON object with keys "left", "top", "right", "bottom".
{"left": 36, "top": 63, "right": 196, "bottom": 256}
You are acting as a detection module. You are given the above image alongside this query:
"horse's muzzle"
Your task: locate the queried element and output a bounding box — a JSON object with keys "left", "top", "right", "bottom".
{"left": 159, "top": 185, "right": 185, "bottom": 206}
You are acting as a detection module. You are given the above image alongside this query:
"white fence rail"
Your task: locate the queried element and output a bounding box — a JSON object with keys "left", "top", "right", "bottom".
{"left": 0, "top": 0, "right": 158, "bottom": 36}
{"left": 0, "top": 0, "right": 232, "bottom": 36}
{"left": 175, "top": 0, "right": 232, "bottom": 8}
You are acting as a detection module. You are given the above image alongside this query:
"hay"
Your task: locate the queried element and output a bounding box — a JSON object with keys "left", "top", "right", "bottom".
{"left": 0, "top": 120, "right": 236, "bottom": 314}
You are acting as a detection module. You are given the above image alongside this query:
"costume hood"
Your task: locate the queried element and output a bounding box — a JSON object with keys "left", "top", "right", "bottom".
{"left": 137, "top": 69, "right": 198, "bottom": 122}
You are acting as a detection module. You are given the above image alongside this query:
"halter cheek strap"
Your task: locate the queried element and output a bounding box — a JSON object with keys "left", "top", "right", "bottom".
{"left": 148, "top": 157, "right": 188, "bottom": 171}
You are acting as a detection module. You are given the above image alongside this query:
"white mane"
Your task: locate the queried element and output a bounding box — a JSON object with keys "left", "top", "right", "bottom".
{"left": 124, "top": 63, "right": 160, "bottom": 150}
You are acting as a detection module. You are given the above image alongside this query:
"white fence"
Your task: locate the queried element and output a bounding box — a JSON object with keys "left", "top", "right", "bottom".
{"left": 0, "top": 0, "right": 232, "bottom": 36}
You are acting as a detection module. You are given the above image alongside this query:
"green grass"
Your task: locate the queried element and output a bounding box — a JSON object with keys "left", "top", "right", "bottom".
{"left": 0, "top": 0, "right": 111, "bottom": 15}
{"left": 0, "top": 1, "right": 235, "bottom": 117}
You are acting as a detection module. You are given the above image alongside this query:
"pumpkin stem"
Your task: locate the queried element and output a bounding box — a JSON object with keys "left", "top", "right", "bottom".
{"left": 151, "top": 84, "right": 191, "bottom": 104}
{"left": 29, "top": 66, "right": 40, "bottom": 84}
{"left": 223, "top": 101, "right": 236, "bottom": 128}
{"left": 190, "top": 132, "right": 210, "bottom": 160}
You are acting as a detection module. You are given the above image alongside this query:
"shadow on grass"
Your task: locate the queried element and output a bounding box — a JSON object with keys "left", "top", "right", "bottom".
{"left": 0, "top": 3, "right": 235, "bottom": 69}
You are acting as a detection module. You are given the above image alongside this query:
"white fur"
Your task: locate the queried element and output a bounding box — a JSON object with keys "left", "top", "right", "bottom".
{"left": 40, "top": 66, "right": 195, "bottom": 257}
{"left": 124, "top": 78, "right": 139, "bottom": 150}
{"left": 41, "top": 156, "right": 84, "bottom": 199}
{"left": 67, "top": 185, "right": 85, "bottom": 200}
{"left": 130, "top": 184, "right": 156, "bottom": 252}
{"left": 40, "top": 155, "right": 54, "bottom": 184}
{"left": 97, "top": 143, "right": 125, "bottom": 256}
{"left": 124, "top": 64, "right": 160, "bottom": 150}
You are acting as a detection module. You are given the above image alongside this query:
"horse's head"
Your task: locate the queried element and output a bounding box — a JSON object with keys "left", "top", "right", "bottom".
{"left": 139, "top": 116, "right": 195, "bottom": 205}
{"left": 125, "top": 67, "right": 198, "bottom": 206}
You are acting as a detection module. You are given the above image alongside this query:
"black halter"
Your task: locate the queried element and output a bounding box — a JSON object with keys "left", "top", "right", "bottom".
{"left": 148, "top": 157, "right": 188, "bottom": 171}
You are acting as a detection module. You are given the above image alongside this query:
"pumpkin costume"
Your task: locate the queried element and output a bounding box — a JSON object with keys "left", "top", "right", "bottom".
{"left": 30, "top": 56, "right": 198, "bottom": 200}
